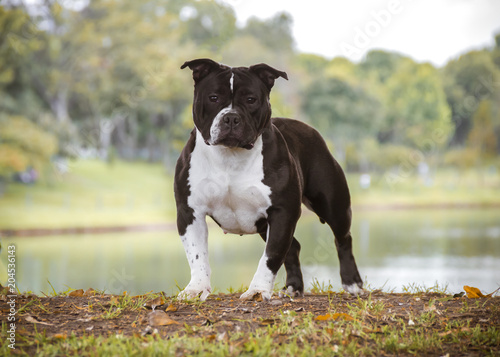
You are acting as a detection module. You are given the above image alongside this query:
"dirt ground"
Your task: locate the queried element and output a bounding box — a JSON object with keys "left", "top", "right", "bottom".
{"left": 2, "top": 288, "right": 499, "bottom": 356}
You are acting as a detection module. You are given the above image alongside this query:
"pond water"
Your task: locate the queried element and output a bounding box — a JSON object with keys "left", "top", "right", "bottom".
{"left": 1, "top": 209, "right": 499, "bottom": 296}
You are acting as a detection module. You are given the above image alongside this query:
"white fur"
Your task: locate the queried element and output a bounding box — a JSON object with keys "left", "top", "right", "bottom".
{"left": 189, "top": 130, "right": 271, "bottom": 235}
{"left": 177, "top": 216, "right": 211, "bottom": 300}
{"left": 179, "top": 131, "right": 272, "bottom": 300}
{"left": 279, "top": 285, "right": 304, "bottom": 298}
{"left": 209, "top": 104, "right": 233, "bottom": 145}
{"left": 343, "top": 283, "right": 364, "bottom": 296}
{"left": 240, "top": 226, "right": 276, "bottom": 301}
{"left": 229, "top": 72, "right": 234, "bottom": 93}
{"left": 240, "top": 252, "right": 276, "bottom": 301}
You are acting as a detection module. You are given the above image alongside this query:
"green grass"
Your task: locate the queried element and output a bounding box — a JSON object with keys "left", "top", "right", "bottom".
{"left": 348, "top": 167, "right": 500, "bottom": 208}
{"left": 0, "top": 160, "right": 175, "bottom": 229}
{"left": 1, "top": 159, "right": 499, "bottom": 229}
{"left": 4, "top": 292, "right": 498, "bottom": 357}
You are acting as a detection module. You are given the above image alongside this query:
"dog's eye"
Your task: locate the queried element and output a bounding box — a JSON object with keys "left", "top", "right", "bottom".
{"left": 209, "top": 95, "right": 219, "bottom": 103}
{"left": 246, "top": 97, "right": 257, "bottom": 104}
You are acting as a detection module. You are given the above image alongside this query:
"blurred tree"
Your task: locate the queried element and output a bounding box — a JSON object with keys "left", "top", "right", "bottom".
{"left": 0, "top": 115, "right": 57, "bottom": 178}
{"left": 0, "top": 5, "right": 43, "bottom": 117}
{"left": 492, "top": 32, "right": 500, "bottom": 69}
{"left": 0, "top": 3, "right": 78, "bottom": 163}
{"left": 359, "top": 50, "right": 404, "bottom": 83}
{"left": 179, "top": 0, "right": 236, "bottom": 52}
{"left": 293, "top": 53, "right": 329, "bottom": 75}
{"left": 467, "top": 100, "right": 498, "bottom": 159}
{"left": 442, "top": 50, "right": 500, "bottom": 146}
{"left": 79, "top": 0, "right": 197, "bottom": 162}
{"left": 302, "top": 76, "right": 383, "bottom": 143}
{"left": 239, "top": 12, "right": 294, "bottom": 53}
{"left": 221, "top": 35, "right": 279, "bottom": 66}
{"left": 383, "top": 59, "right": 452, "bottom": 151}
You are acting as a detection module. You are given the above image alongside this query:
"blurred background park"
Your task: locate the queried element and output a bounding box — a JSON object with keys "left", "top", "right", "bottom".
{"left": 0, "top": 0, "right": 499, "bottom": 296}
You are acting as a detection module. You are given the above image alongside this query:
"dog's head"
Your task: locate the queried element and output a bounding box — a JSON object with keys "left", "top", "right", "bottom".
{"left": 181, "top": 58, "right": 287, "bottom": 150}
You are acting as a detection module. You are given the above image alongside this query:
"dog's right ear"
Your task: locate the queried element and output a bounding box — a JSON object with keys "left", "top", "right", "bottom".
{"left": 181, "top": 58, "right": 227, "bottom": 83}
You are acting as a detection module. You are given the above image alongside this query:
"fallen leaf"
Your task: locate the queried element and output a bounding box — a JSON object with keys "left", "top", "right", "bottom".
{"left": 439, "top": 330, "right": 452, "bottom": 337}
{"left": 464, "top": 286, "right": 485, "bottom": 299}
{"left": 132, "top": 290, "right": 153, "bottom": 299}
{"left": 217, "top": 331, "right": 228, "bottom": 342}
{"left": 144, "top": 296, "right": 165, "bottom": 309}
{"left": 259, "top": 318, "right": 276, "bottom": 325}
{"left": 165, "top": 304, "right": 177, "bottom": 312}
{"left": 69, "top": 289, "right": 84, "bottom": 297}
{"left": 53, "top": 333, "right": 67, "bottom": 340}
{"left": 84, "top": 288, "right": 97, "bottom": 297}
{"left": 76, "top": 317, "right": 93, "bottom": 322}
{"left": 24, "top": 315, "right": 54, "bottom": 326}
{"left": 110, "top": 296, "right": 120, "bottom": 305}
{"left": 315, "top": 313, "right": 354, "bottom": 321}
{"left": 148, "top": 310, "right": 179, "bottom": 326}
{"left": 424, "top": 304, "right": 437, "bottom": 312}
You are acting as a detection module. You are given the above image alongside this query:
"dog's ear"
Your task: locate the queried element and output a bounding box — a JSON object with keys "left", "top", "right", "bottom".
{"left": 181, "top": 58, "right": 228, "bottom": 83}
{"left": 249, "top": 63, "right": 288, "bottom": 90}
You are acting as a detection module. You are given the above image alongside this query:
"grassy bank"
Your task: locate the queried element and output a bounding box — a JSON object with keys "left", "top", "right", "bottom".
{"left": 0, "top": 160, "right": 499, "bottom": 229}
{"left": 0, "top": 160, "right": 176, "bottom": 229}
{"left": 1, "top": 286, "right": 499, "bottom": 356}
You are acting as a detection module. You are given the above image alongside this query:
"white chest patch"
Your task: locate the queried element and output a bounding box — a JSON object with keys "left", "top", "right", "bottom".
{"left": 188, "top": 130, "right": 272, "bottom": 235}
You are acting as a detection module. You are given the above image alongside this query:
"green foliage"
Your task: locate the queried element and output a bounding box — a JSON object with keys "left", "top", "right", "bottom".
{"left": 241, "top": 12, "right": 294, "bottom": 53}
{"left": 442, "top": 50, "right": 500, "bottom": 146}
{"left": 179, "top": 0, "right": 236, "bottom": 50}
{"left": 0, "top": 115, "right": 57, "bottom": 177}
{"left": 383, "top": 60, "right": 452, "bottom": 150}
{"left": 0, "top": 2, "right": 499, "bottom": 176}
{"left": 467, "top": 100, "right": 498, "bottom": 159}
{"left": 359, "top": 50, "right": 404, "bottom": 83}
{"left": 302, "top": 76, "right": 383, "bottom": 141}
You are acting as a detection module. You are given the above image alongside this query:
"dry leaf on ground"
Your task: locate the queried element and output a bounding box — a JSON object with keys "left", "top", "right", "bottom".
{"left": 148, "top": 310, "right": 180, "bottom": 326}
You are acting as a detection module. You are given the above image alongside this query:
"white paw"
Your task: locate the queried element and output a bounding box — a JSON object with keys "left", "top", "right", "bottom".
{"left": 178, "top": 282, "right": 211, "bottom": 301}
{"left": 240, "top": 288, "right": 272, "bottom": 301}
{"left": 343, "top": 283, "right": 364, "bottom": 296}
{"left": 279, "top": 286, "right": 304, "bottom": 298}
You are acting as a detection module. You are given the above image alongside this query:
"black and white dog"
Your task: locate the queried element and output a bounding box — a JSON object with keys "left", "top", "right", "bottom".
{"left": 174, "top": 59, "right": 363, "bottom": 301}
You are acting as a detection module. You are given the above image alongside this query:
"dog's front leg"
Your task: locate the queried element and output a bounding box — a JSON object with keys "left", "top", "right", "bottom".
{"left": 240, "top": 208, "right": 299, "bottom": 301}
{"left": 178, "top": 216, "right": 211, "bottom": 301}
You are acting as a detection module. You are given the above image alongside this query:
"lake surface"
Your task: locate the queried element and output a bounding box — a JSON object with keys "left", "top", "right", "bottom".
{"left": 1, "top": 209, "right": 499, "bottom": 296}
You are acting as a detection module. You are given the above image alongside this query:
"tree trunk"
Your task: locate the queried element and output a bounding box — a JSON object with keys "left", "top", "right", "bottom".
{"left": 49, "top": 87, "right": 69, "bottom": 123}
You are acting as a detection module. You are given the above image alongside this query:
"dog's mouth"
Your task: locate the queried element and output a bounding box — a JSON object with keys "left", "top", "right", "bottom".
{"left": 205, "top": 137, "right": 255, "bottom": 150}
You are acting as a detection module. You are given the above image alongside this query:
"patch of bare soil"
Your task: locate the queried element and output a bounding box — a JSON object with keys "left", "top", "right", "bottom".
{"left": 2, "top": 288, "right": 499, "bottom": 356}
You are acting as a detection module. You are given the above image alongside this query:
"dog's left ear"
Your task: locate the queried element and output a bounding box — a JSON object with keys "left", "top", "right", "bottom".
{"left": 249, "top": 63, "right": 288, "bottom": 90}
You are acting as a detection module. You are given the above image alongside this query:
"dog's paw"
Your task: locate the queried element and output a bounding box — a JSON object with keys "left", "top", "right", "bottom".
{"left": 343, "top": 282, "right": 365, "bottom": 296}
{"left": 178, "top": 283, "right": 211, "bottom": 301}
{"left": 240, "top": 288, "right": 272, "bottom": 301}
{"left": 279, "top": 285, "right": 304, "bottom": 298}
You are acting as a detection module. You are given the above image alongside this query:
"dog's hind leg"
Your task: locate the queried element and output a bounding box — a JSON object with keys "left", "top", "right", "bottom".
{"left": 303, "top": 161, "right": 364, "bottom": 296}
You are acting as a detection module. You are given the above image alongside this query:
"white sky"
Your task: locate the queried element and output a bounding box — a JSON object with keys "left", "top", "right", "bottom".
{"left": 221, "top": 0, "right": 500, "bottom": 66}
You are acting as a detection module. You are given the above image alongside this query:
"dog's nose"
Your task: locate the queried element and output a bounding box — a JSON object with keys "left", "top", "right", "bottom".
{"left": 223, "top": 113, "right": 240, "bottom": 127}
